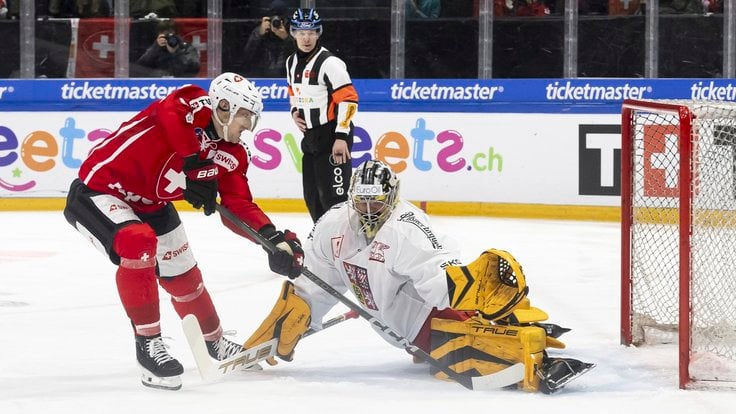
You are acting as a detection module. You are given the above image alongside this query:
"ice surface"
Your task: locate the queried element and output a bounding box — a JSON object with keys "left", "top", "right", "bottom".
{"left": 2, "top": 211, "right": 735, "bottom": 414}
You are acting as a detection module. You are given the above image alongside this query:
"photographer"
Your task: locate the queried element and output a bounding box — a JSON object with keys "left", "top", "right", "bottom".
{"left": 241, "top": 0, "right": 294, "bottom": 78}
{"left": 134, "top": 19, "right": 201, "bottom": 78}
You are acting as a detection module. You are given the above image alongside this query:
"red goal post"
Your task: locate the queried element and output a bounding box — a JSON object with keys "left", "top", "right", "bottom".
{"left": 621, "top": 99, "right": 736, "bottom": 390}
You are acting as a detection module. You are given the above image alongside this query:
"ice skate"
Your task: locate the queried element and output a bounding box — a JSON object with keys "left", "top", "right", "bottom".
{"left": 136, "top": 334, "right": 184, "bottom": 391}
{"left": 537, "top": 357, "right": 595, "bottom": 394}
{"left": 207, "top": 335, "right": 263, "bottom": 371}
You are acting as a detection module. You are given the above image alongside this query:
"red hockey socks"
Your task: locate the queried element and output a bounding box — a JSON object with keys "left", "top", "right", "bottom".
{"left": 159, "top": 266, "right": 222, "bottom": 341}
{"left": 113, "top": 223, "right": 160, "bottom": 337}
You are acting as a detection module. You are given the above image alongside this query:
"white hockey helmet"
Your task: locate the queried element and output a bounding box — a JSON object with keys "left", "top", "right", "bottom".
{"left": 209, "top": 72, "right": 263, "bottom": 140}
{"left": 349, "top": 159, "right": 400, "bottom": 239}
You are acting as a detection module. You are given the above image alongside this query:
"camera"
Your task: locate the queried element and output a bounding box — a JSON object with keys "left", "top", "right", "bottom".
{"left": 164, "top": 33, "right": 179, "bottom": 48}
{"left": 270, "top": 16, "right": 282, "bottom": 29}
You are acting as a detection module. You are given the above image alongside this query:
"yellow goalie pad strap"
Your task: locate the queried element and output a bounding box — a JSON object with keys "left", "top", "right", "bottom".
{"left": 446, "top": 248, "right": 528, "bottom": 321}
{"left": 243, "top": 280, "right": 311, "bottom": 362}
{"left": 430, "top": 317, "right": 546, "bottom": 392}
{"left": 510, "top": 306, "right": 548, "bottom": 324}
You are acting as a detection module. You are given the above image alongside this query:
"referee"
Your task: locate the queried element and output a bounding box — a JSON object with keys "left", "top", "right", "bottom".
{"left": 286, "top": 8, "right": 359, "bottom": 222}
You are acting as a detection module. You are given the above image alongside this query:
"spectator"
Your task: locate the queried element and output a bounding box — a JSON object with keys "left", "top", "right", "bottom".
{"left": 660, "top": 0, "right": 706, "bottom": 13}
{"left": 406, "top": 0, "right": 441, "bottom": 18}
{"left": 515, "top": 0, "right": 550, "bottom": 16}
{"left": 133, "top": 19, "right": 200, "bottom": 78}
{"left": 129, "top": 0, "right": 178, "bottom": 18}
{"left": 242, "top": 0, "right": 294, "bottom": 78}
{"left": 48, "top": 0, "right": 110, "bottom": 17}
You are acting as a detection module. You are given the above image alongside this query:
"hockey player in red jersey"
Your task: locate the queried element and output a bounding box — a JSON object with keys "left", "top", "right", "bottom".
{"left": 244, "top": 159, "right": 594, "bottom": 393}
{"left": 63, "top": 72, "right": 303, "bottom": 391}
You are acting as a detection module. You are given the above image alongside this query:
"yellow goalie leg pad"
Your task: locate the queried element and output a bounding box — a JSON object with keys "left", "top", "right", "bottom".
{"left": 430, "top": 317, "right": 547, "bottom": 392}
{"left": 445, "top": 248, "right": 528, "bottom": 321}
{"left": 244, "top": 280, "right": 311, "bottom": 364}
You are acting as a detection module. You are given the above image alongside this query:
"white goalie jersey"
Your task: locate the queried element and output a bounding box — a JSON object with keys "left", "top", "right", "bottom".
{"left": 294, "top": 199, "right": 463, "bottom": 344}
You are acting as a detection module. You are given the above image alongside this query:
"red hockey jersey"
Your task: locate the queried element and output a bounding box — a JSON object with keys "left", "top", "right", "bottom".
{"left": 78, "top": 84, "right": 272, "bottom": 233}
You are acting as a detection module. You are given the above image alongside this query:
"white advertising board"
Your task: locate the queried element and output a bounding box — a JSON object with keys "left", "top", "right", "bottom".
{"left": 0, "top": 111, "right": 622, "bottom": 206}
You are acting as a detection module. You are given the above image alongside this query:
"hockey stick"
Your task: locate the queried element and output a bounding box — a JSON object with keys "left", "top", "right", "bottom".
{"left": 215, "top": 203, "right": 524, "bottom": 390}
{"left": 304, "top": 309, "right": 359, "bottom": 338}
{"left": 182, "top": 314, "right": 277, "bottom": 381}
{"left": 183, "top": 309, "right": 358, "bottom": 381}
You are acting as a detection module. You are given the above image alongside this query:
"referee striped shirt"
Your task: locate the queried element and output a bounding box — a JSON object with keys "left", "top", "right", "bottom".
{"left": 286, "top": 47, "right": 359, "bottom": 135}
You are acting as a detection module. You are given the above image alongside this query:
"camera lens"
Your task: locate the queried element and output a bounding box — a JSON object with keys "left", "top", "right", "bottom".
{"left": 166, "top": 33, "right": 179, "bottom": 47}
{"left": 271, "top": 16, "right": 282, "bottom": 29}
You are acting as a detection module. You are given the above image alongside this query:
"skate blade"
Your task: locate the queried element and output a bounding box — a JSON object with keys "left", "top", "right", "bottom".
{"left": 542, "top": 362, "right": 596, "bottom": 394}
{"left": 140, "top": 366, "right": 182, "bottom": 391}
{"left": 244, "top": 362, "right": 263, "bottom": 371}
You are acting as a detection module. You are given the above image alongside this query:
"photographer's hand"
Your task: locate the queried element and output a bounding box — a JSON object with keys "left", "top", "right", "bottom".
{"left": 156, "top": 34, "right": 168, "bottom": 48}
{"left": 259, "top": 16, "right": 271, "bottom": 36}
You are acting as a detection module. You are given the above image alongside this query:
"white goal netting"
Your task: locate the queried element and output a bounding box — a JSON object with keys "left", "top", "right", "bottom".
{"left": 626, "top": 100, "right": 736, "bottom": 385}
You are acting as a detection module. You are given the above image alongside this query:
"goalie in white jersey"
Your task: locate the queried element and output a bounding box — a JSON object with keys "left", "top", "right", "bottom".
{"left": 245, "top": 159, "right": 594, "bottom": 393}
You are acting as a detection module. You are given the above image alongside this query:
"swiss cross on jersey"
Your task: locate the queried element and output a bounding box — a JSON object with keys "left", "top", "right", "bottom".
{"left": 155, "top": 129, "right": 241, "bottom": 200}
{"left": 343, "top": 262, "right": 378, "bottom": 310}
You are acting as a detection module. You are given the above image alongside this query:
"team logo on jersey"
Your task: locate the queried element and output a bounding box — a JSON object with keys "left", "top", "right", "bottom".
{"left": 331, "top": 236, "right": 343, "bottom": 259}
{"left": 343, "top": 262, "right": 378, "bottom": 310}
{"left": 157, "top": 155, "right": 186, "bottom": 199}
{"left": 397, "top": 212, "right": 443, "bottom": 249}
{"left": 161, "top": 243, "right": 189, "bottom": 260}
{"left": 368, "top": 241, "right": 390, "bottom": 263}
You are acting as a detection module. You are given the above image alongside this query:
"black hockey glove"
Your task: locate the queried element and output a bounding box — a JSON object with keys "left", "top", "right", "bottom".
{"left": 259, "top": 225, "right": 304, "bottom": 279}
{"left": 182, "top": 154, "right": 218, "bottom": 216}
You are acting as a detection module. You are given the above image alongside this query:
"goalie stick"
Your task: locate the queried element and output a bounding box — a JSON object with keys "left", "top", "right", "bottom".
{"left": 183, "top": 310, "right": 359, "bottom": 382}
{"left": 215, "top": 203, "right": 525, "bottom": 391}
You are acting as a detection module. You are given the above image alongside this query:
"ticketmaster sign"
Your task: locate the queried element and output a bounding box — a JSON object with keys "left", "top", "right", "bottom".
{"left": 1, "top": 78, "right": 735, "bottom": 113}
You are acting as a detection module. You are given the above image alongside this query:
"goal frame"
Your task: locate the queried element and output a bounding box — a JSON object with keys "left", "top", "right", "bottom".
{"left": 620, "top": 99, "right": 693, "bottom": 389}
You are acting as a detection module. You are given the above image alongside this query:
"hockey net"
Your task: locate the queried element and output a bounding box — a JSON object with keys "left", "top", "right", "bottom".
{"left": 621, "top": 99, "right": 736, "bottom": 389}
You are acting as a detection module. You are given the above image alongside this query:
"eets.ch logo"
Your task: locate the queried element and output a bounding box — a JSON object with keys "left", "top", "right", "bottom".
{"left": 0, "top": 117, "right": 110, "bottom": 192}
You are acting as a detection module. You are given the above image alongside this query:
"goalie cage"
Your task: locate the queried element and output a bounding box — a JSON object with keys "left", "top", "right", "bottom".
{"left": 621, "top": 99, "right": 736, "bottom": 390}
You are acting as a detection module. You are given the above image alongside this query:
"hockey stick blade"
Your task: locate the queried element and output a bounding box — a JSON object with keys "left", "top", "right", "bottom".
{"left": 470, "top": 363, "right": 525, "bottom": 390}
{"left": 182, "top": 314, "right": 277, "bottom": 381}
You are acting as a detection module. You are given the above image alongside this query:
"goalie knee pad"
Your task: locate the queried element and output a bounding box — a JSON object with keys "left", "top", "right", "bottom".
{"left": 445, "top": 249, "right": 528, "bottom": 321}
{"left": 244, "top": 280, "right": 311, "bottom": 363}
{"left": 430, "top": 317, "right": 547, "bottom": 392}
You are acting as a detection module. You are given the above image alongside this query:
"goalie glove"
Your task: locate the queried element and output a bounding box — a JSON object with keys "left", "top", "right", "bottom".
{"left": 244, "top": 280, "right": 311, "bottom": 365}
{"left": 258, "top": 225, "right": 304, "bottom": 279}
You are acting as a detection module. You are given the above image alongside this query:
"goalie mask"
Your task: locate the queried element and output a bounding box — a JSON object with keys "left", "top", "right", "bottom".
{"left": 209, "top": 72, "right": 263, "bottom": 142}
{"left": 349, "top": 160, "right": 400, "bottom": 239}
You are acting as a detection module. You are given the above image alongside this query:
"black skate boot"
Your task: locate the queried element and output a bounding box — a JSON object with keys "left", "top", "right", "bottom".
{"left": 206, "top": 335, "right": 263, "bottom": 371}
{"left": 135, "top": 334, "right": 184, "bottom": 391}
{"left": 206, "top": 335, "right": 244, "bottom": 361}
{"left": 537, "top": 356, "right": 596, "bottom": 394}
